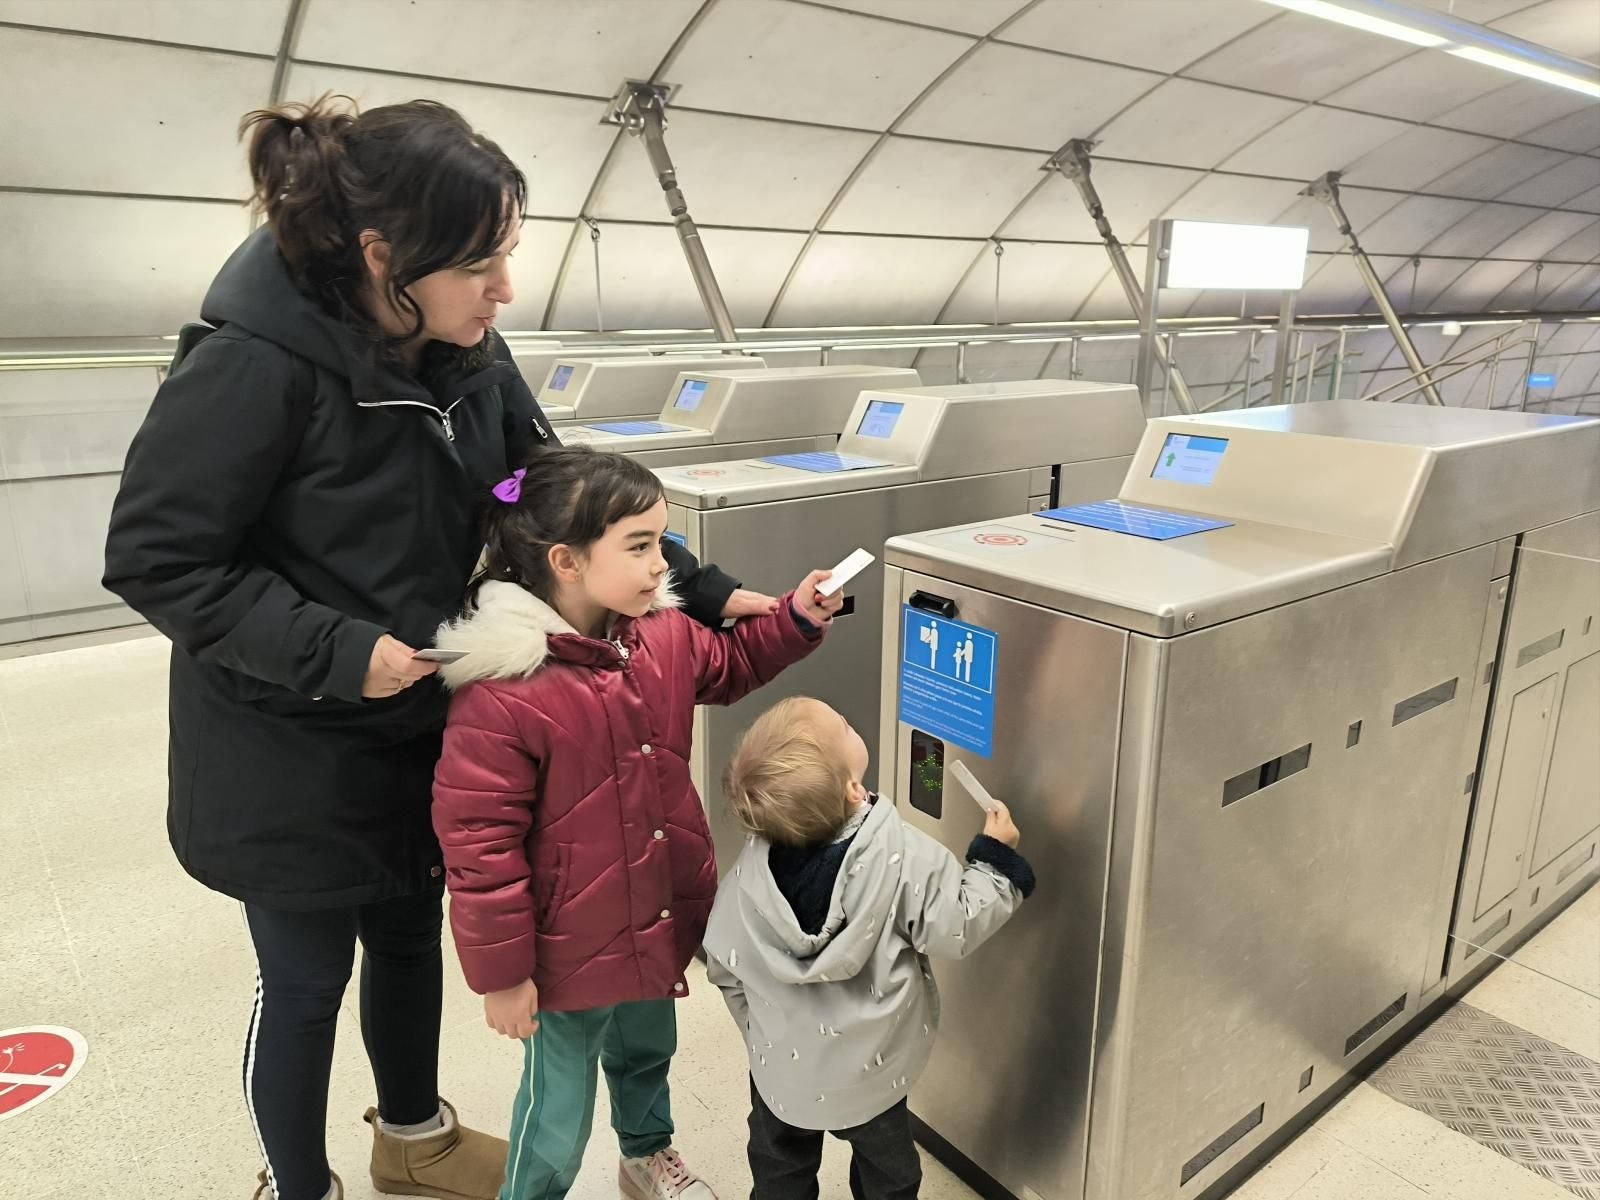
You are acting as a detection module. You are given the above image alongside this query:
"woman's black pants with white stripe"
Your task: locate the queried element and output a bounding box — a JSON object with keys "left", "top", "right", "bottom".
{"left": 243, "top": 891, "right": 444, "bottom": 1200}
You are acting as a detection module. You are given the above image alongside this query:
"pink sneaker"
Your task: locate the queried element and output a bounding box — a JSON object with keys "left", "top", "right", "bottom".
{"left": 619, "top": 1148, "right": 719, "bottom": 1199}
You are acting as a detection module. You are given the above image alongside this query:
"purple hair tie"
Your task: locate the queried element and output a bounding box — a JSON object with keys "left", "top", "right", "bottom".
{"left": 493, "top": 469, "right": 525, "bottom": 504}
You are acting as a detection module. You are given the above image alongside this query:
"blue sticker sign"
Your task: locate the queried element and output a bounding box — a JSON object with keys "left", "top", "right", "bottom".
{"left": 898, "top": 607, "right": 997, "bottom": 758}
{"left": 762, "top": 451, "right": 890, "bottom": 473}
{"left": 1040, "top": 500, "right": 1231, "bottom": 541}
{"left": 663, "top": 531, "right": 687, "bottom": 548}
{"left": 589, "top": 421, "right": 679, "bottom": 436}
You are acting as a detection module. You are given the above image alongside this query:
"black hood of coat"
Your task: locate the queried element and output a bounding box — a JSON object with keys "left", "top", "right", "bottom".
{"left": 199, "top": 227, "right": 499, "bottom": 402}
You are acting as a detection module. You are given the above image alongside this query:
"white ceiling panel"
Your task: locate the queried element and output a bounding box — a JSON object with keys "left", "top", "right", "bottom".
{"left": 1504, "top": 263, "right": 1585, "bottom": 306}
{"left": 499, "top": 219, "right": 574, "bottom": 332}
{"left": 900, "top": 42, "right": 1157, "bottom": 150}
{"left": 1564, "top": 184, "right": 1600, "bottom": 214}
{"left": 1184, "top": 12, "right": 1417, "bottom": 100}
{"left": 1358, "top": 194, "right": 1469, "bottom": 258}
{"left": 1000, "top": 160, "right": 1202, "bottom": 242}
{"left": 1424, "top": 203, "right": 1545, "bottom": 256}
{"left": 1543, "top": 322, "right": 1600, "bottom": 353}
{"left": 1489, "top": 0, "right": 1600, "bottom": 63}
{"left": 1176, "top": 286, "right": 1251, "bottom": 319}
{"left": 588, "top": 111, "right": 874, "bottom": 230}
{"left": 942, "top": 243, "right": 1115, "bottom": 323}
{"left": 1377, "top": 256, "right": 1469, "bottom": 308}
{"left": 1095, "top": 79, "right": 1301, "bottom": 170}
{"left": 1297, "top": 253, "right": 1381, "bottom": 312}
{"left": 668, "top": 0, "right": 970, "bottom": 130}
{"left": 1435, "top": 78, "right": 1595, "bottom": 140}
{"left": 1497, "top": 155, "right": 1600, "bottom": 207}
{"left": 816, "top": 0, "right": 1028, "bottom": 36}
{"left": 1543, "top": 265, "right": 1600, "bottom": 307}
{"left": 284, "top": 64, "right": 614, "bottom": 218}
{"left": 1423, "top": 142, "right": 1572, "bottom": 200}
{"left": 1323, "top": 51, "right": 1508, "bottom": 123}
{"left": 0, "top": 0, "right": 290, "bottom": 55}
{"left": 1341, "top": 125, "right": 1502, "bottom": 191}
{"left": 551, "top": 224, "right": 806, "bottom": 330}
{"left": 0, "top": 193, "right": 249, "bottom": 337}
{"left": 771, "top": 234, "right": 980, "bottom": 326}
{"left": 1165, "top": 173, "right": 1308, "bottom": 226}
{"left": 295, "top": 0, "right": 698, "bottom": 97}
{"left": 824, "top": 139, "right": 1046, "bottom": 237}
{"left": 1490, "top": 210, "right": 1600, "bottom": 260}
{"left": 0, "top": 28, "right": 267, "bottom": 198}
{"left": 1002, "top": 0, "right": 1274, "bottom": 74}
{"left": 1222, "top": 107, "right": 1412, "bottom": 179}
{"left": 1074, "top": 245, "right": 1143, "bottom": 320}
{"left": 1430, "top": 259, "right": 1533, "bottom": 310}
{"left": 1545, "top": 222, "right": 1600, "bottom": 260}
{"left": 1521, "top": 106, "right": 1600, "bottom": 153}
{"left": 1416, "top": 0, "right": 1537, "bottom": 21}
{"left": 1272, "top": 188, "right": 1399, "bottom": 254}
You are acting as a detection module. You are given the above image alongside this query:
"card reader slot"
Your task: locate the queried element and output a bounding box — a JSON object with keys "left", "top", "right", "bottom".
{"left": 909, "top": 591, "right": 957, "bottom": 619}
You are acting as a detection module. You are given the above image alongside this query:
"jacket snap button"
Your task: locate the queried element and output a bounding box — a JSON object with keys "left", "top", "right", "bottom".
{"left": 654, "top": 829, "right": 665, "bottom": 840}
{"left": 641, "top": 743, "right": 653, "bottom": 755}
{"left": 660, "top": 908, "right": 671, "bottom": 919}
{"left": 673, "top": 982, "right": 685, "bottom": 993}
{"left": 429, "top": 866, "right": 442, "bottom": 878}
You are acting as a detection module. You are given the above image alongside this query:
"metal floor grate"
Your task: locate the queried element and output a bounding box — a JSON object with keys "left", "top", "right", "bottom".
{"left": 1369, "top": 1002, "right": 1600, "bottom": 1198}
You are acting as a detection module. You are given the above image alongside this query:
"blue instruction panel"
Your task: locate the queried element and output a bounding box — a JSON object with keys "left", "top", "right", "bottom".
{"left": 589, "top": 421, "right": 680, "bottom": 436}
{"left": 1040, "top": 500, "right": 1232, "bottom": 541}
{"left": 899, "top": 607, "right": 997, "bottom": 758}
{"left": 761, "top": 451, "right": 890, "bottom": 473}
{"left": 663, "top": 531, "right": 687, "bottom": 548}
{"left": 547, "top": 364, "right": 574, "bottom": 391}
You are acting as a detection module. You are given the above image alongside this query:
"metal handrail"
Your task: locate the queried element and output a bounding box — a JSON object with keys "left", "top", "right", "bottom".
{"left": 1357, "top": 323, "right": 1528, "bottom": 402}
{"left": 1360, "top": 328, "right": 1531, "bottom": 405}
{"left": 1363, "top": 338, "right": 1536, "bottom": 406}
{"left": 1198, "top": 335, "right": 1346, "bottom": 412}
{"left": 0, "top": 319, "right": 1264, "bottom": 372}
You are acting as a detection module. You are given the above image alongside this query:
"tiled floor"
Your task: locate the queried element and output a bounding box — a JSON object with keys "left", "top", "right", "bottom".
{"left": 1, "top": 634, "right": 1594, "bottom": 1200}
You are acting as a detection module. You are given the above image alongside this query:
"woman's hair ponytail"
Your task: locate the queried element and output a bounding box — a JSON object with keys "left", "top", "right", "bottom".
{"left": 239, "top": 94, "right": 356, "bottom": 278}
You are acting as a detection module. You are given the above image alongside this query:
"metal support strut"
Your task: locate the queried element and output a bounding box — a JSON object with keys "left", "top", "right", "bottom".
{"left": 1050, "top": 140, "right": 1196, "bottom": 414}
{"left": 605, "top": 81, "right": 739, "bottom": 346}
{"left": 1305, "top": 172, "right": 1443, "bottom": 406}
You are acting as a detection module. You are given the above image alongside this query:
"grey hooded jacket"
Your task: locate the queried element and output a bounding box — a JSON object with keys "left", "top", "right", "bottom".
{"left": 704, "top": 796, "right": 1030, "bottom": 1131}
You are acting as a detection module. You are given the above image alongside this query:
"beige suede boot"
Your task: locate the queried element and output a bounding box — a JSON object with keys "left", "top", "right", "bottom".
{"left": 366, "top": 1098, "right": 509, "bottom": 1200}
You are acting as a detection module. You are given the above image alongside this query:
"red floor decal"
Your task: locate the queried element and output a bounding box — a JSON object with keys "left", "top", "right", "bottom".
{"left": 0, "top": 1026, "right": 88, "bottom": 1121}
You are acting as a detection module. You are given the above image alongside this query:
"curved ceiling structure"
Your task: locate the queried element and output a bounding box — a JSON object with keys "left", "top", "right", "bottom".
{"left": 1, "top": 0, "right": 1597, "bottom": 340}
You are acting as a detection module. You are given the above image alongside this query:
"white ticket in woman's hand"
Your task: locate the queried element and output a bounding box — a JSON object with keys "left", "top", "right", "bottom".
{"left": 817, "top": 548, "right": 874, "bottom": 596}
{"left": 948, "top": 759, "right": 1000, "bottom": 813}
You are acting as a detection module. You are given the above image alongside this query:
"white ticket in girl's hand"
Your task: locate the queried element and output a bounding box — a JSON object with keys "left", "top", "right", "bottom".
{"left": 818, "top": 548, "right": 874, "bottom": 596}
{"left": 948, "top": 759, "right": 1000, "bottom": 813}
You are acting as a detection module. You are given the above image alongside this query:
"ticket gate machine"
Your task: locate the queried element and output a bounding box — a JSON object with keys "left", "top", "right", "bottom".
{"left": 559, "top": 365, "right": 919, "bottom": 468}
{"left": 877, "top": 401, "right": 1600, "bottom": 1200}
{"left": 535, "top": 354, "right": 766, "bottom": 425}
{"left": 654, "top": 379, "right": 1146, "bottom": 870}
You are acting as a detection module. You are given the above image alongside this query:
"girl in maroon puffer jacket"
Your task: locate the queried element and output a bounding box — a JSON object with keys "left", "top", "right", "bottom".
{"left": 431, "top": 447, "right": 840, "bottom": 1200}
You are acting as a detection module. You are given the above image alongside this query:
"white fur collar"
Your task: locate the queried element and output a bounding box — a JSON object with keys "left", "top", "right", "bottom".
{"left": 433, "top": 578, "right": 682, "bottom": 689}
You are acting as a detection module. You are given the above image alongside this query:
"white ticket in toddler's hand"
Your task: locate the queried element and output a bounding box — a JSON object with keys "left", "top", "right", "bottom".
{"left": 948, "top": 759, "right": 1000, "bottom": 813}
{"left": 818, "top": 548, "right": 874, "bottom": 596}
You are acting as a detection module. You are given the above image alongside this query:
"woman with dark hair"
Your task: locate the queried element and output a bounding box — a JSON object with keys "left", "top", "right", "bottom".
{"left": 103, "top": 95, "right": 772, "bottom": 1200}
